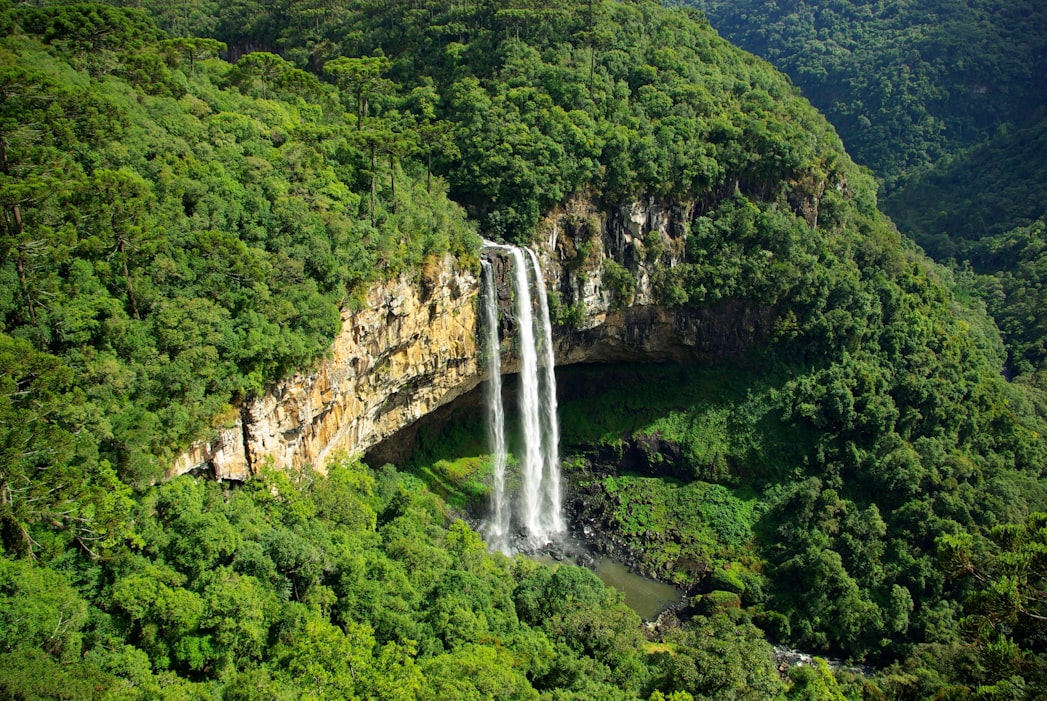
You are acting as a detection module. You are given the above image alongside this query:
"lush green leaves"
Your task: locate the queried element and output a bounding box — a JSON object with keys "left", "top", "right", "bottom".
{"left": 693, "top": 0, "right": 1047, "bottom": 191}
{"left": 0, "top": 10, "right": 478, "bottom": 482}
{"left": 3, "top": 2, "right": 1047, "bottom": 699}
{"left": 0, "top": 461, "right": 789, "bottom": 699}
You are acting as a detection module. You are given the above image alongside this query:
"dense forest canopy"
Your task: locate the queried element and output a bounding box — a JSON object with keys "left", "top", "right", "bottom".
{"left": 1, "top": 1, "right": 1046, "bottom": 699}
{"left": 689, "top": 0, "right": 1047, "bottom": 192}
{"left": 690, "top": 0, "right": 1047, "bottom": 383}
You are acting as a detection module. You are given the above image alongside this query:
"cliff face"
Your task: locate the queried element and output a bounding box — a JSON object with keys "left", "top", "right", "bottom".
{"left": 172, "top": 197, "right": 771, "bottom": 478}
{"left": 537, "top": 195, "right": 772, "bottom": 367}
{"left": 170, "top": 258, "right": 481, "bottom": 479}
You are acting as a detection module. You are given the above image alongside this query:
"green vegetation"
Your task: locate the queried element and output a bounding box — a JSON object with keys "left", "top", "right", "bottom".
{"left": 691, "top": 0, "right": 1047, "bottom": 385}
{"left": 0, "top": 458, "right": 795, "bottom": 700}
{"left": 3, "top": 1, "right": 1047, "bottom": 698}
{"left": 882, "top": 118, "right": 1047, "bottom": 377}
{"left": 90, "top": 0, "right": 851, "bottom": 242}
{"left": 551, "top": 360, "right": 1047, "bottom": 670}
{"left": 581, "top": 473, "right": 761, "bottom": 584}
{"left": 690, "top": 0, "right": 1047, "bottom": 192}
{"left": 0, "top": 0, "right": 478, "bottom": 489}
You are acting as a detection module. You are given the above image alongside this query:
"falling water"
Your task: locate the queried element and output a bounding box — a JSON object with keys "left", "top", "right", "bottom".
{"left": 481, "top": 242, "right": 564, "bottom": 552}
{"left": 509, "top": 247, "right": 545, "bottom": 542}
{"left": 526, "top": 248, "right": 564, "bottom": 536}
{"left": 481, "top": 259, "right": 509, "bottom": 552}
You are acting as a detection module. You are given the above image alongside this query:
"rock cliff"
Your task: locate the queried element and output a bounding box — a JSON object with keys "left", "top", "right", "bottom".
{"left": 170, "top": 257, "right": 482, "bottom": 479}
{"left": 172, "top": 196, "right": 771, "bottom": 478}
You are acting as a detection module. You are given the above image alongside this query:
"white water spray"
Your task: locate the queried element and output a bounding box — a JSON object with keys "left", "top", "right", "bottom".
{"left": 481, "top": 259, "right": 510, "bottom": 552}
{"left": 481, "top": 242, "right": 564, "bottom": 552}
{"left": 526, "top": 247, "right": 564, "bottom": 536}
{"left": 510, "top": 247, "right": 545, "bottom": 542}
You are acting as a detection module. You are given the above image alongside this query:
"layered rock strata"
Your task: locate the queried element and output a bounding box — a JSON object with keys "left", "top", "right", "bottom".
{"left": 170, "top": 256, "right": 481, "bottom": 479}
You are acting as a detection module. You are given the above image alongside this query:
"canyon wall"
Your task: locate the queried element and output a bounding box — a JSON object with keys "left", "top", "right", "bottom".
{"left": 171, "top": 197, "right": 770, "bottom": 478}
{"left": 169, "top": 257, "right": 482, "bottom": 479}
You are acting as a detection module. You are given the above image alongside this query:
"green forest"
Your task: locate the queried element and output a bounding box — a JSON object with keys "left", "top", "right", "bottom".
{"left": 690, "top": 0, "right": 1047, "bottom": 191}
{"left": 2, "top": 1, "right": 1047, "bottom": 699}
{"left": 691, "top": 0, "right": 1047, "bottom": 385}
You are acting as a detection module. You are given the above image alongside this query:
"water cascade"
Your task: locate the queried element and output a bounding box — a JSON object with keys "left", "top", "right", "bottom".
{"left": 526, "top": 248, "right": 564, "bottom": 537}
{"left": 480, "top": 259, "right": 509, "bottom": 549}
{"left": 481, "top": 243, "right": 563, "bottom": 552}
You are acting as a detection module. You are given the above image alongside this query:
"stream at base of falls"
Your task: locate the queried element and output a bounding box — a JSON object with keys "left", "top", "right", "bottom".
{"left": 589, "top": 557, "right": 685, "bottom": 621}
{"left": 532, "top": 540, "right": 684, "bottom": 621}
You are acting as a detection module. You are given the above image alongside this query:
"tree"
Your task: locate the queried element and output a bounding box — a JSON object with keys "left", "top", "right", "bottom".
{"left": 350, "top": 125, "right": 396, "bottom": 226}
{"left": 323, "top": 55, "right": 393, "bottom": 131}
{"left": 0, "top": 335, "right": 136, "bottom": 559}
{"left": 651, "top": 615, "right": 785, "bottom": 700}
{"left": 78, "top": 168, "right": 156, "bottom": 319}
{"left": 786, "top": 658, "right": 848, "bottom": 701}
{"left": 418, "top": 119, "right": 457, "bottom": 194}
{"left": 937, "top": 516, "right": 1047, "bottom": 696}
{"left": 276, "top": 614, "right": 377, "bottom": 700}
{"left": 382, "top": 117, "right": 418, "bottom": 214}
{"left": 0, "top": 557, "right": 88, "bottom": 661}
{"left": 0, "top": 63, "right": 76, "bottom": 326}
{"left": 939, "top": 515, "right": 1047, "bottom": 641}
{"left": 14, "top": 4, "right": 163, "bottom": 74}
{"left": 157, "top": 37, "right": 226, "bottom": 77}
{"left": 232, "top": 51, "right": 291, "bottom": 100}
{"left": 421, "top": 643, "right": 539, "bottom": 701}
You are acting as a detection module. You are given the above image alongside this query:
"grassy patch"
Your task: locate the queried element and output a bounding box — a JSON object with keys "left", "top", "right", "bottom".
{"left": 643, "top": 642, "right": 675, "bottom": 655}
{"left": 417, "top": 456, "right": 491, "bottom": 511}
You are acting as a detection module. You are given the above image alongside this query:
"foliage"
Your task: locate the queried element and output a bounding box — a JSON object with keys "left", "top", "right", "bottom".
{"left": 556, "top": 348, "right": 1047, "bottom": 665}
{"left": 91, "top": 0, "right": 851, "bottom": 242}
{"left": 691, "top": 0, "right": 1047, "bottom": 387}
{"left": 691, "top": 0, "right": 1047, "bottom": 192}
{"left": 933, "top": 513, "right": 1047, "bottom": 698}
{"left": 0, "top": 461, "right": 793, "bottom": 699}
{"left": 882, "top": 118, "right": 1047, "bottom": 377}
{"left": 0, "top": 3, "right": 478, "bottom": 486}
{"left": 3, "top": 2, "right": 1047, "bottom": 699}
{"left": 603, "top": 258, "right": 637, "bottom": 309}
{"left": 647, "top": 615, "right": 783, "bottom": 701}
{"left": 576, "top": 473, "right": 761, "bottom": 585}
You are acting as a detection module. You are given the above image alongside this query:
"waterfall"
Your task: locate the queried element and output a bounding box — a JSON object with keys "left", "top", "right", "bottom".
{"left": 526, "top": 247, "right": 564, "bottom": 536}
{"left": 481, "top": 242, "right": 564, "bottom": 552}
{"left": 510, "top": 247, "right": 545, "bottom": 542}
{"left": 481, "top": 259, "right": 510, "bottom": 552}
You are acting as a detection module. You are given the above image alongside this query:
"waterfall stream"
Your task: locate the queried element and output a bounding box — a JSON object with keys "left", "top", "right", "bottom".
{"left": 480, "top": 259, "right": 509, "bottom": 551}
{"left": 526, "top": 248, "right": 564, "bottom": 537}
{"left": 481, "top": 243, "right": 563, "bottom": 553}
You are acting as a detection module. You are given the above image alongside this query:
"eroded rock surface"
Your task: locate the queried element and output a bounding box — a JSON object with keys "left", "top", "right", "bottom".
{"left": 170, "top": 256, "right": 481, "bottom": 478}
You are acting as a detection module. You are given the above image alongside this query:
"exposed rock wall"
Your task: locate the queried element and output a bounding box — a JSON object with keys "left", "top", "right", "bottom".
{"left": 172, "top": 196, "right": 771, "bottom": 478}
{"left": 169, "top": 255, "right": 481, "bottom": 478}
{"left": 537, "top": 195, "right": 692, "bottom": 320}
{"left": 537, "top": 194, "right": 769, "bottom": 366}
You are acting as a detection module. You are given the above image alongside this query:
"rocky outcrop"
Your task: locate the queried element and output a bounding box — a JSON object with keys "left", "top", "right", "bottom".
{"left": 170, "top": 426, "right": 251, "bottom": 481}
{"left": 172, "top": 196, "right": 772, "bottom": 478}
{"left": 169, "top": 256, "right": 481, "bottom": 478}
{"left": 537, "top": 194, "right": 771, "bottom": 366}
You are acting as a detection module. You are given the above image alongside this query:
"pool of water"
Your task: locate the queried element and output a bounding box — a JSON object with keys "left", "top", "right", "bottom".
{"left": 590, "top": 557, "right": 684, "bottom": 620}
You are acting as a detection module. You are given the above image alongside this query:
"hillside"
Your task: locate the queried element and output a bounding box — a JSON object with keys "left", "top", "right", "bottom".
{"left": 690, "top": 0, "right": 1047, "bottom": 191}
{"left": 2, "top": 1, "right": 1047, "bottom": 699}
{"left": 883, "top": 116, "right": 1047, "bottom": 377}
{"left": 690, "top": 0, "right": 1047, "bottom": 384}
